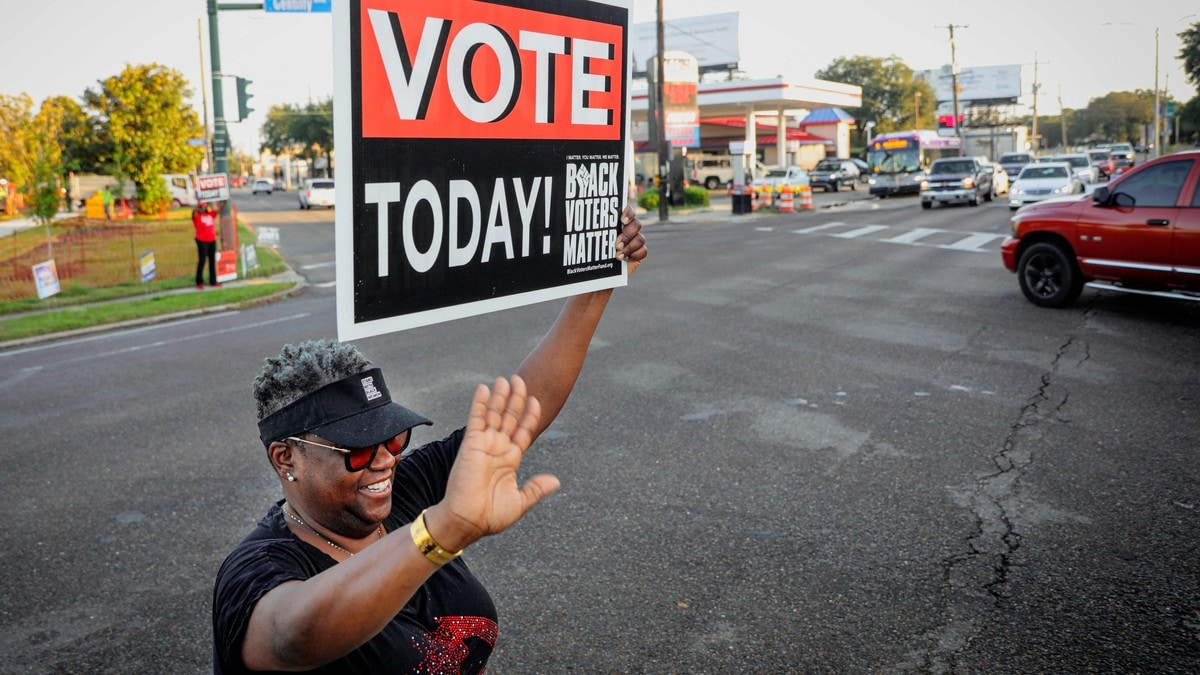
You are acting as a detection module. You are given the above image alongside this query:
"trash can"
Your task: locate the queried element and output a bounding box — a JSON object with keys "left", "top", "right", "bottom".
{"left": 731, "top": 184, "right": 751, "bottom": 214}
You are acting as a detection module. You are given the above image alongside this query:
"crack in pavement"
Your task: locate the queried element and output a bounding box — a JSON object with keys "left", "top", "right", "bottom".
{"left": 893, "top": 311, "right": 1093, "bottom": 672}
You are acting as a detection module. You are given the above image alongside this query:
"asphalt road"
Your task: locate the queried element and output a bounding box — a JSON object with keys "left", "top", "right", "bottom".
{"left": 1, "top": 187, "right": 1197, "bottom": 672}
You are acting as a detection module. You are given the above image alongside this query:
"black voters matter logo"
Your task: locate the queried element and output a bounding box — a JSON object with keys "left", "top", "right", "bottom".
{"left": 563, "top": 157, "right": 621, "bottom": 268}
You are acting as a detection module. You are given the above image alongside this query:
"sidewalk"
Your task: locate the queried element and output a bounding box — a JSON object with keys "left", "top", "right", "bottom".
{"left": 0, "top": 211, "right": 75, "bottom": 238}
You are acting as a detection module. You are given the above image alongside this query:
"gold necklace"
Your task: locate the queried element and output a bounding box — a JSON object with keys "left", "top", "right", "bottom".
{"left": 282, "top": 502, "right": 384, "bottom": 557}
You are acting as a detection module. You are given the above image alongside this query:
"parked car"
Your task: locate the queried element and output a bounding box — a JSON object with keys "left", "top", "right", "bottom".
{"left": 919, "top": 157, "right": 993, "bottom": 208}
{"left": 1087, "top": 149, "right": 1115, "bottom": 179}
{"left": 1109, "top": 142, "right": 1135, "bottom": 168}
{"left": 1007, "top": 163, "right": 1082, "bottom": 210}
{"left": 687, "top": 155, "right": 734, "bottom": 190}
{"left": 252, "top": 178, "right": 274, "bottom": 195}
{"left": 752, "top": 165, "right": 810, "bottom": 196}
{"left": 998, "top": 152, "right": 1036, "bottom": 179}
{"left": 809, "top": 159, "right": 861, "bottom": 192}
{"left": 1001, "top": 151, "right": 1200, "bottom": 307}
{"left": 1050, "top": 153, "right": 1098, "bottom": 184}
{"left": 273, "top": 179, "right": 286, "bottom": 191}
{"left": 298, "top": 178, "right": 335, "bottom": 210}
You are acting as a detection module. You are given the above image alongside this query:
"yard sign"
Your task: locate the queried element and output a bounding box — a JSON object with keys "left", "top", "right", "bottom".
{"left": 334, "top": 0, "right": 632, "bottom": 339}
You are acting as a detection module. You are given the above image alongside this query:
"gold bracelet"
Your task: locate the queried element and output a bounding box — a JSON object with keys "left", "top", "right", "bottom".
{"left": 410, "top": 509, "right": 462, "bottom": 565}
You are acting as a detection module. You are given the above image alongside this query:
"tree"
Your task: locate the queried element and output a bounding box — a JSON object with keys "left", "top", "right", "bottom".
{"left": 1071, "top": 90, "right": 1153, "bottom": 143}
{"left": 0, "top": 93, "right": 36, "bottom": 189}
{"left": 1180, "top": 21, "right": 1200, "bottom": 92}
{"left": 37, "top": 95, "right": 102, "bottom": 176}
{"left": 83, "top": 63, "right": 204, "bottom": 213}
{"left": 260, "top": 97, "right": 334, "bottom": 176}
{"left": 1179, "top": 96, "right": 1200, "bottom": 145}
{"left": 814, "top": 55, "right": 936, "bottom": 146}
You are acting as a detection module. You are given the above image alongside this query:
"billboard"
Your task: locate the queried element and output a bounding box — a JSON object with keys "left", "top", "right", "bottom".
{"left": 631, "top": 12, "right": 739, "bottom": 75}
{"left": 334, "top": 0, "right": 632, "bottom": 339}
{"left": 916, "top": 64, "right": 1022, "bottom": 105}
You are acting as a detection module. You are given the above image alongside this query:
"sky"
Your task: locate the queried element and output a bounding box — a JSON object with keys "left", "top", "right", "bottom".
{"left": 0, "top": 0, "right": 1196, "bottom": 154}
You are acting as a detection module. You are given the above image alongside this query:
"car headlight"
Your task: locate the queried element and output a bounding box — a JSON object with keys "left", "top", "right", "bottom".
{"left": 1052, "top": 186, "right": 1067, "bottom": 194}
{"left": 920, "top": 180, "right": 929, "bottom": 190}
{"left": 962, "top": 177, "right": 975, "bottom": 188}
{"left": 1011, "top": 188, "right": 1024, "bottom": 195}
{"left": 868, "top": 178, "right": 876, "bottom": 185}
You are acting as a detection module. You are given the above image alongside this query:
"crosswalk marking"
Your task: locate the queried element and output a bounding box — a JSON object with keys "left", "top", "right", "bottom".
{"left": 793, "top": 221, "right": 845, "bottom": 234}
{"left": 831, "top": 225, "right": 889, "bottom": 239}
{"left": 937, "top": 232, "right": 1006, "bottom": 252}
{"left": 881, "top": 228, "right": 944, "bottom": 244}
{"left": 784, "top": 221, "right": 1005, "bottom": 254}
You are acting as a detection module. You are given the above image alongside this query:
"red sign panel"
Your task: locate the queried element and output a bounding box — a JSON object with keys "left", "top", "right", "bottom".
{"left": 360, "top": 0, "right": 624, "bottom": 141}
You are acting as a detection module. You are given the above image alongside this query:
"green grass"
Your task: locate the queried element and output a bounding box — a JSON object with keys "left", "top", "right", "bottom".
{"left": 0, "top": 215, "right": 296, "bottom": 341}
{"left": 0, "top": 282, "right": 294, "bottom": 342}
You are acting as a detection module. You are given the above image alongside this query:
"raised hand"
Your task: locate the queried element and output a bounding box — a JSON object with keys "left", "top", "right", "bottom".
{"left": 431, "top": 376, "right": 561, "bottom": 551}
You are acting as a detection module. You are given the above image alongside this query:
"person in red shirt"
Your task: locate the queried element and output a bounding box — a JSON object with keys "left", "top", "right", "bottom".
{"left": 192, "top": 201, "right": 220, "bottom": 289}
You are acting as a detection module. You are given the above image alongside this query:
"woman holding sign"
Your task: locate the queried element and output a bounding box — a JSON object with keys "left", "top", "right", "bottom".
{"left": 213, "top": 208, "right": 646, "bottom": 673}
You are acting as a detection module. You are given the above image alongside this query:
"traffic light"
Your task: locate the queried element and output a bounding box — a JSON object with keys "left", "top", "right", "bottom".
{"left": 236, "top": 77, "right": 254, "bottom": 121}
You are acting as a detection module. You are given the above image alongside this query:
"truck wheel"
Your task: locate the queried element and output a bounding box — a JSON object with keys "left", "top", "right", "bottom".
{"left": 1017, "top": 242, "right": 1084, "bottom": 308}
{"left": 984, "top": 188, "right": 993, "bottom": 202}
{"left": 921, "top": 200, "right": 932, "bottom": 209}
{"left": 705, "top": 177, "right": 719, "bottom": 190}
{"left": 968, "top": 192, "right": 979, "bottom": 206}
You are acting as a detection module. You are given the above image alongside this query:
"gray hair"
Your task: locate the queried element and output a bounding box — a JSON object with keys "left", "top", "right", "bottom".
{"left": 253, "top": 340, "right": 373, "bottom": 420}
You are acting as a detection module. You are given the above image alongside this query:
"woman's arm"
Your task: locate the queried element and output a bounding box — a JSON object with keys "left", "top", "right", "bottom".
{"left": 516, "top": 206, "right": 647, "bottom": 438}
{"left": 241, "top": 378, "right": 554, "bottom": 671}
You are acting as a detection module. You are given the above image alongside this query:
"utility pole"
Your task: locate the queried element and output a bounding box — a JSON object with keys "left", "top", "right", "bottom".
{"left": 1058, "top": 84, "right": 1068, "bottom": 150}
{"left": 1153, "top": 27, "right": 1160, "bottom": 158}
{"left": 655, "top": 0, "right": 668, "bottom": 222}
{"left": 940, "top": 24, "right": 968, "bottom": 156}
{"left": 1031, "top": 52, "right": 1041, "bottom": 154}
{"left": 914, "top": 91, "right": 921, "bottom": 127}
{"left": 198, "top": 19, "right": 213, "bottom": 173}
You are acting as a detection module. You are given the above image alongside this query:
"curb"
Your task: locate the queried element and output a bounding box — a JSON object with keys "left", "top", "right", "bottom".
{"left": 0, "top": 269, "right": 307, "bottom": 351}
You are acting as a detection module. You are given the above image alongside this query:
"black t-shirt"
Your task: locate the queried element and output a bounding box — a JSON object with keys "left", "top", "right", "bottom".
{"left": 213, "top": 429, "right": 498, "bottom": 673}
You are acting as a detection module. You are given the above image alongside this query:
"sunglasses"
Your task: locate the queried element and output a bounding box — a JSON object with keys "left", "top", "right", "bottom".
{"left": 286, "top": 430, "right": 411, "bottom": 472}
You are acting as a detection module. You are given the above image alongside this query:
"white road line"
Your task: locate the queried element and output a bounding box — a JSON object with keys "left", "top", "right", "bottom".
{"left": 831, "top": 225, "right": 890, "bottom": 239}
{"left": 792, "top": 221, "right": 845, "bottom": 234}
{"left": 300, "top": 261, "right": 336, "bottom": 270}
{"left": 0, "top": 312, "right": 310, "bottom": 361}
{"left": 754, "top": 227, "right": 774, "bottom": 232}
{"left": 0, "top": 365, "right": 42, "bottom": 389}
{"left": 881, "top": 228, "right": 946, "bottom": 244}
{"left": 938, "top": 233, "right": 1006, "bottom": 252}
{"left": 314, "top": 281, "right": 337, "bottom": 288}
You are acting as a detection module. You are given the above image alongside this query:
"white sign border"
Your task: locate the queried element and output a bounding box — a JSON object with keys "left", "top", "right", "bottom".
{"left": 334, "top": 0, "right": 633, "bottom": 341}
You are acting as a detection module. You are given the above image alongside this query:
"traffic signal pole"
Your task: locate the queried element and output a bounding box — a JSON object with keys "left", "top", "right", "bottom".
{"left": 206, "top": 1, "right": 263, "bottom": 254}
{"left": 207, "top": 1, "right": 263, "bottom": 180}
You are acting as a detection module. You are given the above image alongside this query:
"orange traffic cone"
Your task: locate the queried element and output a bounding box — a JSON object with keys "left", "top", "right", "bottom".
{"left": 798, "top": 185, "right": 813, "bottom": 211}
{"left": 779, "top": 185, "right": 795, "bottom": 213}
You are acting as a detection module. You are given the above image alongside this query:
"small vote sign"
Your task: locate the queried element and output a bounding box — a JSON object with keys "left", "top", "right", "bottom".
{"left": 334, "top": 0, "right": 632, "bottom": 339}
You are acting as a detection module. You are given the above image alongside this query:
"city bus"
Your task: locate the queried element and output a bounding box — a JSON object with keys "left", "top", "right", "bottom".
{"left": 866, "top": 130, "right": 961, "bottom": 196}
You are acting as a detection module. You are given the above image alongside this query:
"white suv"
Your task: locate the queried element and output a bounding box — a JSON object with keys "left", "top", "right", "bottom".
{"left": 298, "top": 178, "right": 335, "bottom": 209}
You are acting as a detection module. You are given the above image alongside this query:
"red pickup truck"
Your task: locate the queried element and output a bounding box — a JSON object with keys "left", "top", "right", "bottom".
{"left": 1001, "top": 151, "right": 1200, "bottom": 307}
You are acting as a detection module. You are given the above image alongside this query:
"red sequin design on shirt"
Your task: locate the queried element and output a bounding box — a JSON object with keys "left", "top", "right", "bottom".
{"left": 413, "top": 615, "right": 498, "bottom": 673}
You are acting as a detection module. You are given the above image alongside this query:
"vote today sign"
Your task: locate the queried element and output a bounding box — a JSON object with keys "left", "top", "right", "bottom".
{"left": 334, "top": 0, "right": 632, "bottom": 339}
